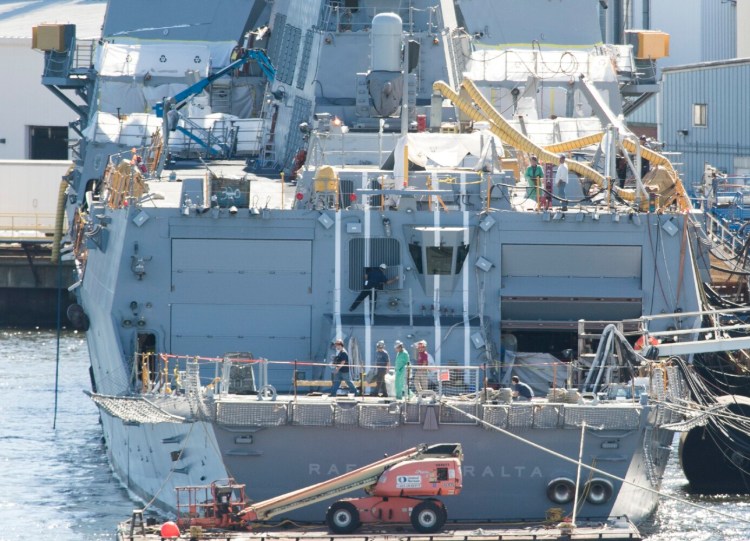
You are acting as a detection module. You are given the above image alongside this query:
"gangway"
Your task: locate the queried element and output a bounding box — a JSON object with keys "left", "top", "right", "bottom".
{"left": 583, "top": 306, "right": 750, "bottom": 358}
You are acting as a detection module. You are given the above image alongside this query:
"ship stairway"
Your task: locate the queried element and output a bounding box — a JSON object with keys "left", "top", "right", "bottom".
{"left": 41, "top": 38, "right": 96, "bottom": 89}
{"left": 631, "top": 305, "right": 750, "bottom": 356}
{"left": 704, "top": 212, "right": 750, "bottom": 272}
{"left": 256, "top": 107, "right": 279, "bottom": 171}
{"left": 176, "top": 116, "right": 232, "bottom": 158}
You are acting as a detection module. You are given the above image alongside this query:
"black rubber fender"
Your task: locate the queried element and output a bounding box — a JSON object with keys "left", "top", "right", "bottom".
{"left": 584, "top": 478, "right": 613, "bottom": 505}
{"left": 546, "top": 477, "right": 576, "bottom": 504}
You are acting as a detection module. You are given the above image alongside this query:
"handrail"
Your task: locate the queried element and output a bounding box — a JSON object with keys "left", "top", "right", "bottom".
{"left": 0, "top": 212, "right": 59, "bottom": 241}
{"left": 704, "top": 212, "right": 747, "bottom": 260}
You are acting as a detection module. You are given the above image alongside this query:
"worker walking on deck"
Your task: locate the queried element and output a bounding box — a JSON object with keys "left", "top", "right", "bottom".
{"left": 330, "top": 339, "right": 359, "bottom": 396}
{"left": 394, "top": 340, "right": 410, "bottom": 399}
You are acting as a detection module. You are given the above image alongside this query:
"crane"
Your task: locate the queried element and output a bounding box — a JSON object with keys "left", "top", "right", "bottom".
{"left": 154, "top": 49, "right": 275, "bottom": 172}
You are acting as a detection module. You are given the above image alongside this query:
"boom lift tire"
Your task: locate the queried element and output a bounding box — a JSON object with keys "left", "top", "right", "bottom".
{"left": 326, "top": 501, "right": 361, "bottom": 534}
{"left": 428, "top": 498, "right": 448, "bottom": 524}
{"left": 411, "top": 500, "right": 446, "bottom": 533}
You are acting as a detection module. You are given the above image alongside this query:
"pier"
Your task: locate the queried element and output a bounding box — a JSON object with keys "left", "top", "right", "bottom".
{"left": 118, "top": 517, "right": 643, "bottom": 541}
{"left": 0, "top": 224, "right": 74, "bottom": 327}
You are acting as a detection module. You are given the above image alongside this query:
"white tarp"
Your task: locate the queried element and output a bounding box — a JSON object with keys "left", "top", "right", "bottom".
{"left": 83, "top": 110, "right": 248, "bottom": 156}
{"left": 94, "top": 41, "right": 237, "bottom": 114}
{"left": 392, "top": 131, "right": 504, "bottom": 187}
{"left": 98, "top": 38, "right": 237, "bottom": 71}
{"left": 83, "top": 112, "right": 162, "bottom": 146}
{"left": 97, "top": 42, "right": 213, "bottom": 78}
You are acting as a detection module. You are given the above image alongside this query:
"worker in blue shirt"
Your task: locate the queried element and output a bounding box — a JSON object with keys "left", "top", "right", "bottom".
{"left": 349, "top": 263, "right": 396, "bottom": 311}
{"left": 511, "top": 375, "right": 534, "bottom": 401}
{"left": 330, "top": 338, "right": 359, "bottom": 396}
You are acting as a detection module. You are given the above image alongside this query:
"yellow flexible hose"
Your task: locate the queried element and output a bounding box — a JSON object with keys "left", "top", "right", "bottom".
{"left": 51, "top": 173, "right": 70, "bottom": 262}
{"left": 433, "top": 79, "right": 692, "bottom": 211}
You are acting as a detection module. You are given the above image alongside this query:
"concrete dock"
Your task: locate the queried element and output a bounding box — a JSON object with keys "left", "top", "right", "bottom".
{"left": 0, "top": 243, "right": 74, "bottom": 327}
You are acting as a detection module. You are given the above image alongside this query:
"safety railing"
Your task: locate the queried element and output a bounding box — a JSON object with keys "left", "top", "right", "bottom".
{"left": 703, "top": 211, "right": 747, "bottom": 262}
{"left": 320, "top": 4, "right": 424, "bottom": 33}
{"left": 0, "top": 213, "right": 58, "bottom": 242}
{"left": 133, "top": 353, "right": 485, "bottom": 401}
{"left": 305, "top": 130, "right": 402, "bottom": 170}
{"left": 101, "top": 142, "right": 163, "bottom": 209}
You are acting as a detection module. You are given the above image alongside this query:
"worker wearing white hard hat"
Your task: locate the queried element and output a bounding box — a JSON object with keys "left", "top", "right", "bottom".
{"left": 371, "top": 340, "right": 390, "bottom": 397}
{"left": 413, "top": 340, "right": 429, "bottom": 393}
{"left": 349, "top": 263, "right": 397, "bottom": 312}
{"left": 394, "top": 340, "right": 409, "bottom": 400}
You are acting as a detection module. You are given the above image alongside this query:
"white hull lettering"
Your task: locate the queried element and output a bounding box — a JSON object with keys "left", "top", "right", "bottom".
{"left": 309, "top": 464, "right": 544, "bottom": 478}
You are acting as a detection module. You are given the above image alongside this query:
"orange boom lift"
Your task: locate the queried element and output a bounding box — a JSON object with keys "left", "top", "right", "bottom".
{"left": 175, "top": 443, "right": 463, "bottom": 534}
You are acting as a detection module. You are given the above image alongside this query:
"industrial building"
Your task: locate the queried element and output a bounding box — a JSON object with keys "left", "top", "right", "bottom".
{"left": 660, "top": 58, "right": 750, "bottom": 188}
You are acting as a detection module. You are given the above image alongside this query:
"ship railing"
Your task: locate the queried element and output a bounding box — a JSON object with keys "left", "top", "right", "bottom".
{"left": 320, "top": 4, "right": 426, "bottom": 33}
{"left": 305, "top": 130, "right": 402, "bottom": 170}
{"left": 703, "top": 211, "right": 747, "bottom": 258}
{"left": 0, "top": 212, "right": 57, "bottom": 242}
{"left": 634, "top": 305, "right": 750, "bottom": 357}
{"left": 135, "top": 353, "right": 486, "bottom": 402}
{"left": 101, "top": 144, "right": 163, "bottom": 209}
{"left": 132, "top": 354, "right": 676, "bottom": 431}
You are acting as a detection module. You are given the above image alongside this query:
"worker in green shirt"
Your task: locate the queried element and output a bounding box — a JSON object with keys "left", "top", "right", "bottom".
{"left": 525, "top": 154, "right": 544, "bottom": 210}
{"left": 394, "top": 340, "right": 410, "bottom": 399}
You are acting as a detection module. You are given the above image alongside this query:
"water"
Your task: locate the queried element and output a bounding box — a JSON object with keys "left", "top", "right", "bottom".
{"left": 1, "top": 329, "right": 750, "bottom": 540}
{"left": 0, "top": 330, "right": 132, "bottom": 541}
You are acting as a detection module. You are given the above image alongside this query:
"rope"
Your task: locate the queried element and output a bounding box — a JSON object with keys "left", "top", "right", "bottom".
{"left": 141, "top": 421, "right": 198, "bottom": 512}
{"left": 440, "top": 400, "right": 750, "bottom": 526}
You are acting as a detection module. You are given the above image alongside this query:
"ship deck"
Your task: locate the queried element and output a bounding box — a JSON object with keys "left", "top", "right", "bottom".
{"left": 119, "top": 516, "right": 642, "bottom": 541}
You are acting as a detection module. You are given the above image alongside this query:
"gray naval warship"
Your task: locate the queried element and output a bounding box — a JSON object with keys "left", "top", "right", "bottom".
{"left": 39, "top": 0, "right": 702, "bottom": 525}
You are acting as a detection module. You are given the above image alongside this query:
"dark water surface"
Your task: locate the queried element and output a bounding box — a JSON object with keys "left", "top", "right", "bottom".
{"left": 0, "top": 330, "right": 132, "bottom": 541}
{"left": 1, "top": 329, "right": 749, "bottom": 540}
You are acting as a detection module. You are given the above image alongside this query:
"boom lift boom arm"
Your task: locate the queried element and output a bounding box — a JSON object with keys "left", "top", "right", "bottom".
{"left": 153, "top": 49, "right": 276, "bottom": 173}
{"left": 239, "top": 443, "right": 462, "bottom": 522}
{"left": 153, "top": 49, "right": 275, "bottom": 118}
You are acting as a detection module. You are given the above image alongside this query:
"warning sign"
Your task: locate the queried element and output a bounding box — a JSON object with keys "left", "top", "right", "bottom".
{"left": 396, "top": 475, "right": 422, "bottom": 489}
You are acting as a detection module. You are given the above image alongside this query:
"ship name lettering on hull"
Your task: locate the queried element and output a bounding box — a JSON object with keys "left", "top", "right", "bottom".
{"left": 309, "top": 464, "right": 543, "bottom": 478}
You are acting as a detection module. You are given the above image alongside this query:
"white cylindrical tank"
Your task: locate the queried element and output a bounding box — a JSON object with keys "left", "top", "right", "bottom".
{"left": 371, "top": 12, "right": 402, "bottom": 72}
{"left": 739, "top": 0, "right": 750, "bottom": 58}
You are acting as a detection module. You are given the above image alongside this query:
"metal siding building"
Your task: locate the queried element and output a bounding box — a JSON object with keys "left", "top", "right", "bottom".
{"left": 624, "top": 0, "right": 735, "bottom": 130}
{"left": 660, "top": 59, "right": 750, "bottom": 191}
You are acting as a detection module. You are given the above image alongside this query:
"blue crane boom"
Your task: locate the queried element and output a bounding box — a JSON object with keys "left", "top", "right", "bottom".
{"left": 153, "top": 48, "right": 275, "bottom": 118}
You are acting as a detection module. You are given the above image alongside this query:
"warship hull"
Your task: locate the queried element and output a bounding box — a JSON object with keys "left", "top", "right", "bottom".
{"left": 41, "top": 0, "right": 701, "bottom": 526}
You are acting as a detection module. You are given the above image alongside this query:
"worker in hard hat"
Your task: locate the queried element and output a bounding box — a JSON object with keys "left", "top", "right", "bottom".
{"left": 394, "top": 340, "right": 410, "bottom": 400}
{"left": 349, "top": 263, "right": 398, "bottom": 312}
{"left": 413, "top": 340, "right": 429, "bottom": 393}
{"left": 370, "top": 340, "right": 390, "bottom": 397}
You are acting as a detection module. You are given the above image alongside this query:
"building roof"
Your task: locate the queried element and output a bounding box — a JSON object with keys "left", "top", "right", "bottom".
{"left": 0, "top": 0, "right": 106, "bottom": 40}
